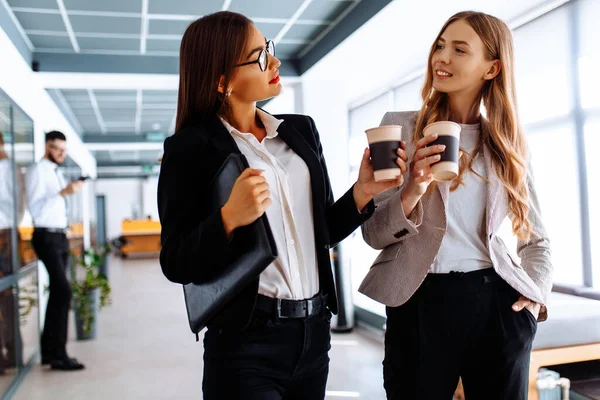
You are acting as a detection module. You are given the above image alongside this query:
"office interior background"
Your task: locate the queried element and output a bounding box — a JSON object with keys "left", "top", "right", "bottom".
{"left": 0, "top": 0, "right": 599, "bottom": 398}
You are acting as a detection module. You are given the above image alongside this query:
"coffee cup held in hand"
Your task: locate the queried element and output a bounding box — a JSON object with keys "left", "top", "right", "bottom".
{"left": 423, "top": 121, "right": 461, "bottom": 182}
{"left": 365, "top": 125, "right": 403, "bottom": 182}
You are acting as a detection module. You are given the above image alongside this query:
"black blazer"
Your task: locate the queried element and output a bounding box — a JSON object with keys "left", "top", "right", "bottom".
{"left": 157, "top": 112, "right": 374, "bottom": 330}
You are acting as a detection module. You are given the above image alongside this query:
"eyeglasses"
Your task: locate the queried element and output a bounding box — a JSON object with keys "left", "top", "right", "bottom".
{"left": 236, "top": 40, "right": 275, "bottom": 72}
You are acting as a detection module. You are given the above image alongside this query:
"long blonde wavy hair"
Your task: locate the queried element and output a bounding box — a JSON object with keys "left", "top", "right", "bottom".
{"left": 414, "top": 11, "right": 532, "bottom": 241}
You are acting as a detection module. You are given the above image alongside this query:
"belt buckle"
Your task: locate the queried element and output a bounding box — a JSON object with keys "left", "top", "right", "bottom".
{"left": 276, "top": 298, "right": 290, "bottom": 319}
{"left": 306, "top": 299, "right": 314, "bottom": 317}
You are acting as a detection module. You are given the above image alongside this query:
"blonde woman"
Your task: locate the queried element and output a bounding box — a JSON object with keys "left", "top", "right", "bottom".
{"left": 359, "top": 11, "right": 553, "bottom": 399}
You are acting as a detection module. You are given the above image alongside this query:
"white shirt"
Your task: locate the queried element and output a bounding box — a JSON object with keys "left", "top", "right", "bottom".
{"left": 0, "top": 159, "right": 14, "bottom": 229}
{"left": 431, "top": 123, "right": 493, "bottom": 273}
{"left": 220, "top": 110, "right": 319, "bottom": 300}
{"left": 26, "top": 158, "right": 68, "bottom": 229}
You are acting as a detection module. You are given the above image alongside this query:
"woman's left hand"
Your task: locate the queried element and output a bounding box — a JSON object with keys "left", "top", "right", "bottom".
{"left": 353, "top": 143, "right": 408, "bottom": 211}
{"left": 512, "top": 296, "right": 540, "bottom": 320}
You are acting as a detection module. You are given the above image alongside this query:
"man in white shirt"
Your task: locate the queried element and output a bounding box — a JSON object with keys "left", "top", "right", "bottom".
{"left": 26, "top": 131, "right": 84, "bottom": 371}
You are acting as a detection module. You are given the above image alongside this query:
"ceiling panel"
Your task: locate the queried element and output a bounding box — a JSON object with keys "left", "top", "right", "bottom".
{"left": 147, "top": 0, "right": 223, "bottom": 15}
{"left": 284, "top": 23, "right": 327, "bottom": 41}
{"left": 74, "top": 113, "right": 99, "bottom": 124}
{"left": 142, "top": 90, "right": 178, "bottom": 101}
{"left": 301, "top": 0, "right": 353, "bottom": 21}
{"left": 79, "top": 121, "right": 101, "bottom": 133}
{"left": 147, "top": 19, "right": 191, "bottom": 36}
{"left": 78, "top": 37, "right": 140, "bottom": 51}
{"left": 97, "top": 105, "right": 137, "bottom": 114}
{"left": 95, "top": 89, "right": 138, "bottom": 97}
{"left": 92, "top": 151, "right": 112, "bottom": 161}
{"left": 141, "top": 125, "right": 172, "bottom": 134}
{"left": 69, "top": 15, "right": 141, "bottom": 34}
{"left": 61, "top": 89, "right": 88, "bottom": 98}
{"left": 102, "top": 110, "right": 136, "bottom": 119}
{"left": 275, "top": 43, "right": 303, "bottom": 59}
{"left": 29, "top": 34, "right": 73, "bottom": 49}
{"left": 71, "top": 113, "right": 97, "bottom": 120}
{"left": 13, "top": 12, "right": 65, "bottom": 31}
{"left": 254, "top": 22, "right": 285, "bottom": 39}
{"left": 229, "top": 0, "right": 306, "bottom": 19}
{"left": 6, "top": 0, "right": 379, "bottom": 158}
{"left": 141, "top": 112, "right": 173, "bottom": 121}
{"left": 64, "top": 0, "right": 142, "bottom": 13}
{"left": 146, "top": 39, "right": 180, "bottom": 52}
{"left": 7, "top": 0, "right": 58, "bottom": 9}
{"left": 141, "top": 113, "right": 174, "bottom": 122}
{"left": 139, "top": 150, "right": 162, "bottom": 159}
{"left": 108, "top": 150, "right": 138, "bottom": 160}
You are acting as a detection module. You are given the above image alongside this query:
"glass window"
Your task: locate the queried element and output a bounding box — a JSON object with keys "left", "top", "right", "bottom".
{"left": 348, "top": 93, "right": 392, "bottom": 174}
{"left": 18, "top": 271, "right": 39, "bottom": 365}
{"left": 527, "top": 123, "right": 583, "bottom": 285}
{"left": 393, "top": 78, "right": 423, "bottom": 113}
{"left": 513, "top": 7, "right": 572, "bottom": 125}
{"left": 12, "top": 106, "right": 36, "bottom": 269}
{"left": 0, "top": 284, "right": 18, "bottom": 392}
{"left": 60, "top": 156, "right": 84, "bottom": 240}
{"left": 262, "top": 85, "right": 295, "bottom": 115}
{"left": 0, "top": 100, "right": 16, "bottom": 277}
{"left": 578, "top": 0, "right": 600, "bottom": 110}
{"left": 585, "top": 119, "right": 600, "bottom": 287}
{"left": 348, "top": 93, "right": 392, "bottom": 315}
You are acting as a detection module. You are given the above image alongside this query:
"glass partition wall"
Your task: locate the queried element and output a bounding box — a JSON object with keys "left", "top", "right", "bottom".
{"left": 0, "top": 89, "right": 39, "bottom": 399}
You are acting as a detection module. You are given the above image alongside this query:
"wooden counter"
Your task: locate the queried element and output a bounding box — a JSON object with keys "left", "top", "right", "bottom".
{"left": 120, "top": 220, "right": 161, "bottom": 258}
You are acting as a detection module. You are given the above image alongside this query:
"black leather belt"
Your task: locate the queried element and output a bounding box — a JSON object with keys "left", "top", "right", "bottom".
{"left": 34, "top": 227, "right": 67, "bottom": 234}
{"left": 255, "top": 293, "right": 328, "bottom": 319}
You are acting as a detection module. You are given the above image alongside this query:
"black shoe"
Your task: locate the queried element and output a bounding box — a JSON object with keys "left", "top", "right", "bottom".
{"left": 42, "top": 355, "right": 79, "bottom": 365}
{"left": 50, "top": 357, "right": 85, "bottom": 371}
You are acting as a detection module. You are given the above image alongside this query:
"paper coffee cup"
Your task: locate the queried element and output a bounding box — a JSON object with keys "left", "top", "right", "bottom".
{"left": 365, "top": 125, "right": 402, "bottom": 182}
{"left": 423, "top": 121, "right": 461, "bottom": 182}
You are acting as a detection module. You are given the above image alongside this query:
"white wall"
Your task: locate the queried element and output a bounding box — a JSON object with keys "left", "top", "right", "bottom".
{"left": 0, "top": 26, "right": 96, "bottom": 176}
{"left": 301, "top": 0, "right": 553, "bottom": 197}
{"left": 263, "top": 83, "right": 297, "bottom": 115}
{"left": 95, "top": 177, "right": 159, "bottom": 239}
{"left": 142, "top": 177, "right": 159, "bottom": 221}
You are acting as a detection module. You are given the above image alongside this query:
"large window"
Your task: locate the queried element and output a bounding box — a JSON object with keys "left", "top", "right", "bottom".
{"left": 393, "top": 78, "right": 422, "bottom": 113}
{"left": 527, "top": 123, "right": 582, "bottom": 285}
{"left": 579, "top": 0, "right": 600, "bottom": 111}
{"left": 586, "top": 118, "right": 600, "bottom": 287}
{"left": 513, "top": 7, "right": 572, "bottom": 126}
{"left": 348, "top": 93, "right": 392, "bottom": 314}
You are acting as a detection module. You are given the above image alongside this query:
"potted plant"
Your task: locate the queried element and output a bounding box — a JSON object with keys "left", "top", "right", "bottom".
{"left": 71, "top": 246, "right": 112, "bottom": 340}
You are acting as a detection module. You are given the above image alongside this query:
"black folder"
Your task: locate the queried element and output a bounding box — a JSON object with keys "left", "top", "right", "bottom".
{"left": 182, "top": 153, "right": 277, "bottom": 337}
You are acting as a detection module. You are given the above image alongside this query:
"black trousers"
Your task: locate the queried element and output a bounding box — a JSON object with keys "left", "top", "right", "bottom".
{"left": 383, "top": 268, "right": 537, "bottom": 400}
{"left": 31, "top": 230, "right": 71, "bottom": 360}
{"left": 202, "top": 307, "right": 332, "bottom": 400}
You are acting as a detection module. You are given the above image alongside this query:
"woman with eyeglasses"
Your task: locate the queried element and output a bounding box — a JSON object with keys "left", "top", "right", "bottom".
{"left": 157, "top": 11, "right": 406, "bottom": 399}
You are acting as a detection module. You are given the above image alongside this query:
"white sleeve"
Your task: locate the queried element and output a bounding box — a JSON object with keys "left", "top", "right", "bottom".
{"left": 26, "top": 165, "right": 62, "bottom": 224}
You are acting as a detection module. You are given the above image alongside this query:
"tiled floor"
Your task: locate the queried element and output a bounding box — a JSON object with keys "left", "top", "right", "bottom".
{"left": 13, "top": 256, "right": 387, "bottom": 399}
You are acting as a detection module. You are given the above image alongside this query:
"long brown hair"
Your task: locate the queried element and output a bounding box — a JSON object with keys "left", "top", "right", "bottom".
{"left": 415, "top": 11, "right": 532, "bottom": 240}
{"left": 175, "top": 12, "right": 253, "bottom": 132}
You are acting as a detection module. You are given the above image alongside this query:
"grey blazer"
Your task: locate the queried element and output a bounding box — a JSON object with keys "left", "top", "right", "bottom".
{"left": 358, "top": 111, "right": 553, "bottom": 321}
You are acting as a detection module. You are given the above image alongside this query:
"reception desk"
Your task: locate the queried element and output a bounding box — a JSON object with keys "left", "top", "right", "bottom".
{"left": 120, "top": 220, "right": 161, "bottom": 258}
